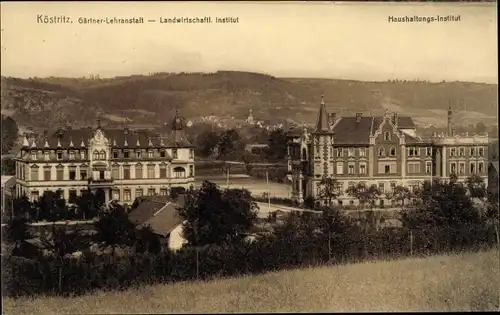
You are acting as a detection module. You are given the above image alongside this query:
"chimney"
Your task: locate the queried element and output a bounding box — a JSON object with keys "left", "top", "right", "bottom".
{"left": 392, "top": 113, "right": 398, "bottom": 126}
{"left": 355, "top": 113, "right": 362, "bottom": 123}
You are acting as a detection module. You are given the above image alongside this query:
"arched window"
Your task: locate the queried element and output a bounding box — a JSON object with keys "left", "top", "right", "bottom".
{"left": 173, "top": 166, "right": 186, "bottom": 178}
{"left": 99, "top": 150, "right": 106, "bottom": 160}
{"left": 92, "top": 150, "right": 99, "bottom": 160}
{"left": 384, "top": 131, "right": 391, "bottom": 141}
{"left": 378, "top": 147, "right": 385, "bottom": 157}
{"left": 390, "top": 147, "right": 396, "bottom": 156}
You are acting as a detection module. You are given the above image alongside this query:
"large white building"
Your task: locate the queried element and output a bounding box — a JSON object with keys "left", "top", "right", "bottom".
{"left": 14, "top": 111, "right": 195, "bottom": 205}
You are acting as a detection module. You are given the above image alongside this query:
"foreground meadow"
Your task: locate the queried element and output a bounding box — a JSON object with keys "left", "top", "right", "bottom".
{"left": 4, "top": 249, "right": 499, "bottom": 314}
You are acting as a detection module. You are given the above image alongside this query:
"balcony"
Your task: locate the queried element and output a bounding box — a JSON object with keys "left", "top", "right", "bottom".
{"left": 87, "top": 177, "right": 114, "bottom": 188}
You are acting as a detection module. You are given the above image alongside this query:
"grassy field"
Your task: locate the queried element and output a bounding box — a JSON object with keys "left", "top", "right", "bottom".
{"left": 4, "top": 250, "right": 499, "bottom": 314}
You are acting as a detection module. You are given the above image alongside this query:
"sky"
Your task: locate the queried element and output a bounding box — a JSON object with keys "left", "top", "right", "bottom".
{"left": 1, "top": 1, "right": 497, "bottom": 83}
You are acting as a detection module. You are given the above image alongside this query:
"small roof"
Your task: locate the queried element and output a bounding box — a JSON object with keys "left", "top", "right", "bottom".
{"left": 1, "top": 176, "right": 15, "bottom": 188}
{"left": 490, "top": 161, "right": 499, "bottom": 173}
{"left": 128, "top": 195, "right": 186, "bottom": 237}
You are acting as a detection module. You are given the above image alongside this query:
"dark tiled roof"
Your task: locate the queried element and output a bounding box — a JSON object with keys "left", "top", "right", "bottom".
{"left": 332, "top": 117, "right": 374, "bottom": 145}
{"left": 128, "top": 195, "right": 186, "bottom": 237}
{"left": 24, "top": 127, "right": 193, "bottom": 149}
{"left": 490, "top": 161, "right": 499, "bottom": 173}
{"left": 372, "top": 117, "right": 415, "bottom": 130}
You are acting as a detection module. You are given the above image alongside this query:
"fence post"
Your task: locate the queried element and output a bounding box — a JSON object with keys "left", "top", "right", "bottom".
{"left": 196, "top": 247, "right": 199, "bottom": 281}
{"left": 328, "top": 231, "right": 331, "bottom": 262}
{"left": 410, "top": 230, "right": 413, "bottom": 257}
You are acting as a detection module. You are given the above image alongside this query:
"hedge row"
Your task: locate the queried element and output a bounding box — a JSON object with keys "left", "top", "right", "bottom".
{"left": 3, "top": 223, "right": 496, "bottom": 298}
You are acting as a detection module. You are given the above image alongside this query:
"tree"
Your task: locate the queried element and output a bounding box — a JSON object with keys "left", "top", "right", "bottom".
{"left": 196, "top": 130, "right": 219, "bottom": 158}
{"left": 265, "top": 128, "right": 287, "bottom": 162}
{"left": 134, "top": 225, "right": 162, "bottom": 254}
{"left": 1, "top": 158, "right": 16, "bottom": 175}
{"left": 12, "top": 195, "right": 33, "bottom": 219}
{"left": 1, "top": 115, "right": 19, "bottom": 154}
{"left": 94, "top": 203, "right": 136, "bottom": 255}
{"left": 475, "top": 122, "right": 488, "bottom": 134}
{"left": 387, "top": 185, "right": 412, "bottom": 207}
{"left": 465, "top": 174, "right": 487, "bottom": 199}
{"left": 5, "top": 216, "right": 32, "bottom": 256}
{"left": 401, "top": 178, "right": 481, "bottom": 229}
{"left": 345, "top": 182, "right": 382, "bottom": 210}
{"left": 218, "top": 129, "right": 245, "bottom": 160}
{"left": 34, "top": 190, "right": 68, "bottom": 221}
{"left": 75, "top": 190, "right": 100, "bottom": 220}
{"left": 316, "top": 175, "right": 340, "bottom": 207}
{"left": 177, "top": 181, "right": 258, "bottom": 246}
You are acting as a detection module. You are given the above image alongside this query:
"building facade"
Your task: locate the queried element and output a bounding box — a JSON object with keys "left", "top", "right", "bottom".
{"left": 286, "top": 97, "right": 489, "bottom": 205}
{"left": 14, "top": 112, "right": 195, "bottom": 206}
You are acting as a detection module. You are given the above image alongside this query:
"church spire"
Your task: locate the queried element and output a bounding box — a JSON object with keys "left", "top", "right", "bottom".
{"left": 315, "top": 93, "right": 330, "bottom": 133}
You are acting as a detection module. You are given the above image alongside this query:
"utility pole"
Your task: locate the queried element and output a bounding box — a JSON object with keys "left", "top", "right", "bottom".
{"left": 266, "top": 167, "right": 271, "bottom": 209}
{"left": 410, "top": 230, "right": 413, "bottom": 257}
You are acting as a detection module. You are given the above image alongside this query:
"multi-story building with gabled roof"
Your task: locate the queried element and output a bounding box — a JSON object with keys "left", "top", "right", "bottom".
{"left": 287, "top": 96, "right": 489, "bottom": 206}
{"left": 14, "top": 111, "right": 195, "bottom": 206}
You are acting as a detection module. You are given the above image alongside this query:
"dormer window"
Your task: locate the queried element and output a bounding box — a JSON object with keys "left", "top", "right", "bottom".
{"left": 113, "top": 151, "right": 119, "bottom": 159}
{"left": 136, "top": 151, "right": 141, "bottom": 159}
{"left": 160, "top": 150, "right": 166, "bottom": 158}
{"left": 390, "top": 147, "right": 396, "bottom": 156}
{"left": 124, "top": 151, "right": 130, "bottom": 159}
{"left": 56, "top": 151, "right": 63, "bottom": 160}
{"left": 384, "top": 131, "right": 391, "bottom": 141}
{"left": 44, "top": 152, "right": 50, "bottom": 161}
{"left": 189, "top": 149, "right": 194, "bottom": 159}
{"left": 80, "top": 151, "right": 86, "bottom": 160}
{"left": 172, "top": 149, "right": 178, "bottom": 159}
{"left": 31, "top": 151, "right": 37, "bottom": 160}
{"left": 378, "top": 147, "right": 385, "bottom": 157}
{"left": 148, "top": 151, "right": 153, "bottom": 158}
{"left": 69, "top": 151, "right": 75, "bottom": 160}
{"left": 348, "top": 148, "right": 355, "bottom": 157}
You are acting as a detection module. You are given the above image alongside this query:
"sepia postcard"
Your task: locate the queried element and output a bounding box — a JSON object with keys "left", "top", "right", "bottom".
{"left": 1, "top": 1, "right": 498, "bottom": 314}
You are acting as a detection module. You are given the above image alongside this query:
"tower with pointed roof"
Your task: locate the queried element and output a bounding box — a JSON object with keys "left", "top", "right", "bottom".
{"left": 311, "top": 94, "right": 335, "bottom": 179}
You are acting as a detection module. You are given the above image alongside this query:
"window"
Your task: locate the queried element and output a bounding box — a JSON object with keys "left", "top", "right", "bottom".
{"left": 30, "top": 166, "right": 39, "bottom": 181}
{"left": 80, "top": 167, "right": 87, "bottom": 180}
{"left": 173, "top": 167, "right": 185, "bottom": 178}
{"left": 99, "top": 150, "right": 106, "bottom": 160}
{"left": 148, "top": 151, "right": 153, "bottom": 158}
{"left": 112, "top": 190, "right": 120, "bottom": 201}
{"left": 459, "top": 162, "right": 465, "bottom": 174}
{"left": 136, "top": 151, "right": 142, "bottom": 159}
{"left": 68, "top": 190, "right": 77, "bottom": 203}
{"left": 348, "top": 148, "right": 355, "bottom": 157}
{"left": 359, "top": 163, "right": 366, "bottom": 174}
{"left": 99, "top": 170, "right": 105, "bottom": 180}
{"left": 425, "top": 161, "right": 432, "bottom": 174}
{"left": 80, "top": 151, "right": 86, "bottom": 160}
{"left": 135, "top": 189, "right": 143, "bottom": 198}
{"left": 348, "top": 163, "right": 355, "bottom": 174}
{"left": 112, "top": 166, "right": 120, "bottom": 179}
{"left": 113, "top": 151, "right": 119, "bottom": 159}
{"left": 450, "top": 162, "right": 457, "bottom": 174}
{"left": 160, "top": 150, "right": 166, "bottom": 158}
{"left": 123, "top": 166, "right": 130, "bottom": 179}
{"left": 426, "top": 147, "right": 432, "bottom": 156}
{"left": 384, "top": 131, "right": 391, "bottom": 141}
{"left": 478, "top": 147, "right": 484, "bottom": 157}
{"left": 30, "top": 191, "right": 39, "bottom": 201}
{"left": 69, "top": 151, "right": 75, "bottom": 160}
{"left": 336, "top": 149, "right": 343, "bottom": 158}
{"left": 44, "top": 152, "right": 50, "bottom": 161}
{"left": 93, "top": 150, "right": 99, "bottom": 160}
{"left": 31, "top": 151, "right": 37, "bottom": 160}
{"left": 56, "top": 166, "right": 64, "bottom": 181}
{"left": 384, "top": 165, "right": 390, "bottom": 174}
{"left": 124, "top": 189, "right": 131, "bottom": 202}
{"left": 470, "top": 147, "right": 476, "bottom": 156}
{"left": 172, "top": 149, "right": 178, "bottom": 159}
{"left": 408, "top": 147, "right": 419, "bottom": 157}
{"left": 459, "top": 147, "right": 465, "bottom": 157}
{"left": 124, "top": 151, "right": 130, "bottom": 159}
{"left": 378, "top": 182, "right": 385, "bottom": 193}
{"left": 189, "top": 149, "right": 194, "bottom": 159}
{"left": 470, "top": 162, "right": 475, "bottom": 174}
{"left": 69, "top": 167, "right": 76, "bottom": 180}
{"left": 44, "top": 167, "right": 51, "bottom": 181}
{"left": 189, "top": 165, "right": 194, "bottom": 177}
{"left": 147, "top": 164, "right": 155, "bottom": 178}
{"left": 159, "top": 189, "right": 168, "bottom": 196}
{"left": 478, "top": 161, "right": 484, "bottom": 173}
{"left": 135, "top": 164, "right": 143, "bottom": 179}
{"left": 160, "top": 164, "right": 167, "bottom": 178}
{"left": 56, "top": 151, "right": 63, "bottom": 160}
{"left": 359, "top": 148, "right": 366, "bottom": 157}
{"left": 390, "top": 182, "right": 396, "bottom": 192}
{"left": 450, "top": 148, "right": 456, "bottom": 157}
{"left": 147, "top": 188, "right": 155, "bottom": 196}
{"left": 390, "top": 147, "right": 396, "bottom": 156}
{"left": 336, "top": 162, "right": 344, "bottom": 175}
{"left": 407, "top": 162, "right": 420, "bottom": 174}
{"left": 378, "top": 147, "right": 385, "bottom": 157}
